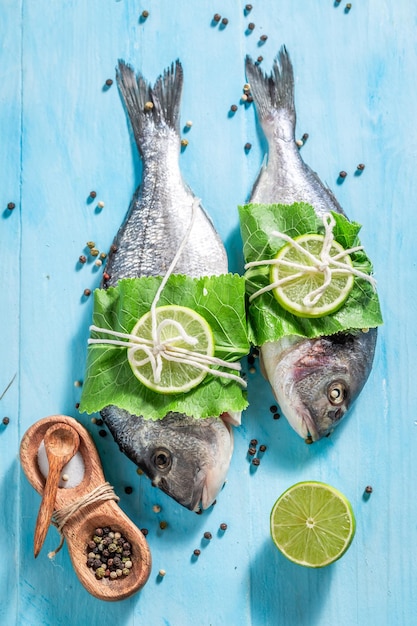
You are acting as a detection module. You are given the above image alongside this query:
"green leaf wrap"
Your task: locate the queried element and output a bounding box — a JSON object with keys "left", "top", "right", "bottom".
{"left": 79, "top": 274, "right": 249, "bottom": 419}
{"left": 238, "top": 202, "right": 383, "bottom": 345}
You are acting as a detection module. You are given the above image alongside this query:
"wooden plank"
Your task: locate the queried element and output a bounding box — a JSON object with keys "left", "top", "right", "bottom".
{"left": 2, "top": 0, "right": 417, "bottom": 624}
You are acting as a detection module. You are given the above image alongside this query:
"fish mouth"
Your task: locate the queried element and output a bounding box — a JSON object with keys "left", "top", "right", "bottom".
{"left": 151, "top": 418, "right": 234, "bottom": 512}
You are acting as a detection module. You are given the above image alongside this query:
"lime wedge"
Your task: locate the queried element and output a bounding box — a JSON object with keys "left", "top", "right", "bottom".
{"left": 270, "top": 481, "right": 356, "bottom": 568}
{"left": 270, "top": 233, "right": 354, "bottom": 318}
{"left": 127, "top": 305, "right": 214, "bottom": 394}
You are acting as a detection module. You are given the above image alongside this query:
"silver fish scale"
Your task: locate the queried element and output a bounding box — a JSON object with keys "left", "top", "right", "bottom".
{"left": 105, "top": 130, "right": 227, "bottom": 285}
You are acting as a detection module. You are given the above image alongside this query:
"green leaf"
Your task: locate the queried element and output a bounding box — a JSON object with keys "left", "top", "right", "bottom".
{"left": 79, "top": 274, "right": 249, "bottom": 419}
{"left": 238, "top": 202, "right": 383, "bottom": 345}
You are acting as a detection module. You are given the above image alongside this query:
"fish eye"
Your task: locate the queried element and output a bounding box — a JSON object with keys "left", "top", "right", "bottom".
{"left": 327, "top": 381, "right": 347, "bottom": 406}
{"left": 152, "top": 448, "right": 172, "bottom": 472}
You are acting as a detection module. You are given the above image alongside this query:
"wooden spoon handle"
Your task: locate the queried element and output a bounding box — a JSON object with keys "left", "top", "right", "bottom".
{"left": 34, "top": 463, "right": 62, "bottom": 557}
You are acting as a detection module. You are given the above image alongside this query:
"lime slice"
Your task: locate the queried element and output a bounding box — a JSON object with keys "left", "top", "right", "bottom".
{"left": 127, "top": 305, "right": 214, "bottom": 394}
{"left": 270, "top": 481, "right": 356, "bottom": 568}
{"left": 270, "top": 234, "right": 354, "bottom": 318}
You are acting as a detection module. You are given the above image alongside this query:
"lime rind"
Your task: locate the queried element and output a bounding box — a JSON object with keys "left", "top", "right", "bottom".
{"left": 270, "top": 234, "right": 355, "bottom": 318}
{"left": 270, "top": 481, "right": 356, "bottom": 568}
{"left": 127, "top": 305, "right": 215, "bottom": 394}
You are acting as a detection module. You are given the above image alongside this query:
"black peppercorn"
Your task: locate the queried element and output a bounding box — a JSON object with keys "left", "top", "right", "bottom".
{"left": 260, "top": 34, "right": 268, "bottom": 41}
{"left": 98, "top": 429, "right": 107, "bottom": 437}
{"left": 193, "top": 549, "right": 201, "bottom": 556}
{"left": 203, "top": 532, "right": 212, "bottom": 540}
{"left": 230, "top": 104, "right": 238, "bottom": 112}
{"left": 339, "top": 170, "right": 347, "bottom": 179}
{"left": 125, "top": 486, "right": 133, "bottom": 494}
{"left": 248, "top": 446, "right": 256, "bottom": 456}
{"left": 213, "top": 13, "right": 221, "bottom": 22}
{"left": 248, "top": 22, "right": 255, "bottom": 30}
{"left": 220, "top": 523, "right": 228, "bottom": 531}
{"left": 244, "top": 142, "right": 252, "bottom": 151}
{"left": 221, "top": 17, "right": 229, "bottom": 25}
{"left": 79, "top": 255, "right": 87, "bottom": 264}
{"left": 83, "top": 288, "right": 91, "bottom": 297}
{"left": 357, "top": 163, "right": 365, "bottom": 171}
{"left": 250, "top": 439, "right": 258, "bottom": 446}
{"left": 7, "top": 202, "right": 15, "bottom": 210}
{"left": 2, "top": 416, "right": 10, "bottom": 425}
{"left": 252, "top": 458, "right": 260, "bottom": 466}
{"left": 89, "top": 191, "right": 97, "bottom": 199}
{"left": 365, "top": 485, "right": 373, "bottom": 494}
{"left": 105, "top": 79, "right": 113, "bottom": 87}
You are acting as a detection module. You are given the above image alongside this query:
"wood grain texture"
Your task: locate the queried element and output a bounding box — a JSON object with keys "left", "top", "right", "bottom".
{"left": 1, "top": 1, "right": 416, "bottom": 624}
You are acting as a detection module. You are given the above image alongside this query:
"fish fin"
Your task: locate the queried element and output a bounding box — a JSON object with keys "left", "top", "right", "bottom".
{"left": 116, "top": 60, "right": 183, "bottom": 154}
{"left": 245, "top": 46, "right": 296, "bottom": 136}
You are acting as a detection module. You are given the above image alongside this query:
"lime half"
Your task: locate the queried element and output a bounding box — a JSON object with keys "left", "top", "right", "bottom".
{"left": 270, "top": 234, "right": 354, "bottom": 318}
{"left": 127, "top": 305, "right": 214, "bottom": 394}
{"left": 270, "top": 481, "right": 356, "bottom": 568}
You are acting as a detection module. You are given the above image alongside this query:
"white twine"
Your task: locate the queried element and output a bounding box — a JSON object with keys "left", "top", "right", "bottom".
{"left": 88, "top": 199, "right": 246, "bottom": 389}
{"left": 48, "top": 482, "right": 120, "bottom": 559}
{"left": 245, "top": 212, "right": 376, "bottom": 305}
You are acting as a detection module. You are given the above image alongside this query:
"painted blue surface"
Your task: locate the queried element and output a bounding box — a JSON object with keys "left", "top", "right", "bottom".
{"left": 1, "top": 1, "right": 416, "bottom": 624}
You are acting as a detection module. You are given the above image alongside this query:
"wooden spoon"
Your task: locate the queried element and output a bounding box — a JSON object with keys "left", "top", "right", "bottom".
{"left": 34, "top": 423, "right": 80, "bottom": 557}
{"left": 20, "top": 415, "right": 152, "bottom": 601}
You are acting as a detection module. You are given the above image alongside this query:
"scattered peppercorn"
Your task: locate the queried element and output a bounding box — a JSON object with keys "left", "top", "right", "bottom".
{"left": 250, "top": 439, "right": 258, "bottom": 446}
{"left": 95, "top": 259, "right": 102, "bottom": 267}
{"left": 260, "top": 34, "right": 268, "bottom": 42}
{"left": 124, "top": 486, "right": 133, "bottom": 495}
{"left": 158, "top": 569, "right": 166, "bottom": 577}
{"left": 273, "top": 413, "right": 281, "bottom": 420}
{"left": 221, "top": 17, "right": 229, "bottom": 25}
{"left": 193, "top": 549, "right": 201, "bottom": 556}
{"left": 2, "top": 417, "right": 10, "bottom": 425}
{"left": 245, "top": 4, "right": 253, "bottom": 11}
{"left": 296, "top": 139, "right": 304, "bottom": 147}
{"left": 248, "top": 447, "right": 256, "bottom": 456}
{"left": 339, "top": 170, "right": 347, "bottom": 179}
{"left": 86, "top": 241, "right": 95, "bottom": 249}
{"left": 230, "top": 104, "right": 238, "bottom": 112}
{"left": 98, "top": 429, "right": 107, "bottom": 437}
{"left": 244, "top": 142, "right": 252, "bottom": 151}
{"left": 248, "top": 22, "right": 255, "bottom": 31}
{"left": 357, "top": 163, "right": 365, "bottom": 171}
{"left": 83, "top": 288, "right": 91, "bottom": 297}
{"left": 110, "top": 244, "right": 118, "bottom": 253}
{"left": 365, "top": 485, "right": 373, "bottom": 494}
{"left": 252, "top": 458, "right": 260, "bottom": 466}
{"left": 97, "top": 200, "right": 105, "bottom": 209}
{"left": 7, "top": 202, "right": 15, "bottom": 210}
{"left": 269, "top": 405, "right": 278, "bottom": 413}
{"left": 86, "top": 527, "right": 133, "bottom": 580}
{"left": 105, "top": 79, "right": 113, "bottom": 87}
{"left": 144, "top": 101, "right": 154, "bottom": 111}
{"left": 181, "top": 139, "right": 189, "bottom": 147}
{"left": 159, "top": 521, "right": 168, "bottom": 530}
{"left": 203, "top": 532, "right": 212, "bottom": 540}
{"left": 79, "top": 255, "right": 87, "bottom": 264}
{"left": 259, "top": 444, "right": 267, "bottom": 452}
{"left": 219, "top": 523, "right": 228, "bottom": 531}
{"left": 141, "top": 10, "right": 149, "bottom": 18}
{"left": 141, "top": 528, "right": 149, "bottom": 536}
{"left": 89, "top": 191, "right": 97, "bottom": 199}
{"left": 90, "top": 248, "right": 99, "bottom": 256}
{"left": 302, "top": 133, "right": 309, "bottom": 141}
{"left": 95, "top": 418, "right": 104, "bottom": 426}
{"left": 305, "top": 435, "right": 313, "bottom": 444}
{"left": 345, "top": 3, "right": 352, "bottom": 10}
{"left": 257, "top": 56, "right": 263, "bottom": 63}
{"left": 213, "top": 13, "right": 221, "bottom": 22}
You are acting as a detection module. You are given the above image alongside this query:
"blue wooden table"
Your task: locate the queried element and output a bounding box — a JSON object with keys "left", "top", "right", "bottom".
{"left": 1, "top": 1, "right": 416, "bottom": 624}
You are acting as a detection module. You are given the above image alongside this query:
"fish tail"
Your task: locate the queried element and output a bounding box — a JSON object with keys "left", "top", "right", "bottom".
{"left": 116, "top": 60, "right": 183, "bottom": 154}
{"left": 245, "top": 46, "right": 296, "bottom": 138}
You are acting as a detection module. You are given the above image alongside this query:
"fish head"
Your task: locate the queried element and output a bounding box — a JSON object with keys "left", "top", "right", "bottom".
{"left": 261, "top": 331, "right": 377, "bottom": 441}
{"left": 130, "top": 413, "right": 234, "bottom": 511}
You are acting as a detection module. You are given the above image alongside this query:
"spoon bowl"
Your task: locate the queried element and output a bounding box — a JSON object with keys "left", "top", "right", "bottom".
{"left": 20, "top": 415, "right": 152, "bottom": 601}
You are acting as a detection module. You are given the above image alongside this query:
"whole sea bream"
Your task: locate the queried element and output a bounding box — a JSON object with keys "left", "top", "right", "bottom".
{"left": 245, "top": 47, "right": 377, "bottom": 441}
{"left": 100, "top": 60, "right": 236, "bottom": 511}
